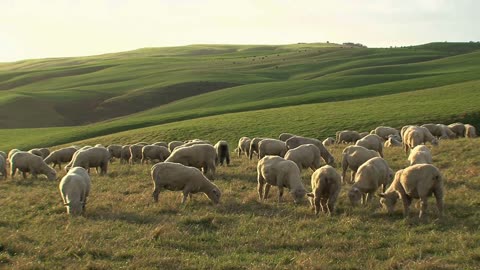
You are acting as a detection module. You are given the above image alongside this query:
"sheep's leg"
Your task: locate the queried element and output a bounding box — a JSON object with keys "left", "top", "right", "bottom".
{"left": 58, "top": 163, "right": 62, "bottom": 170}
{"left": 257, "top": 178, "right": 265, "bottom": 201}
{"left": 341, "top": 159, "right": 348, "bottom": 183}
{"left": 277, "top": 186, "right": 284, "bottom": 202}
{"left": 401, "top": 195, "right": 412, "bottom": 218}
{"left": 315, "top": 198, "right": 322, "bottom": 215}
{"left": 434, "top": 186, "right": 444, "bottom": 219}
{"left": 22, "top": 172, "right": 27, "bottom": 179}
{"left": 152, "top": 185, "right": 161, "bottom": 202}
{"left": 418, "top": 196, "right": 429, "bottom": 220}
{"left": 320, "top": 198, "right": 328, "bottom": 214}
{"left": 264, "top": 184, "right": 271, "bottom": 200}
{"left": 181, "top": 191, "right": 189, "bottom": 204}
{"left": 361, "top": 193, "right": 367, "bottom": 205}
{"left": 226, "top": 154, "right": 230, "bottom": 166}
{"left": 351, "top": 171, "right": 356, "bottom": 184}
{"left": 10, "top": 165, "right": 16, "bottom": 179}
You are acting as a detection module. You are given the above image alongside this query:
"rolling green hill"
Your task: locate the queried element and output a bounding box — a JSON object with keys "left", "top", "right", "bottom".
{"left": 0, "top": 42, "right": 480, "bottom": 149}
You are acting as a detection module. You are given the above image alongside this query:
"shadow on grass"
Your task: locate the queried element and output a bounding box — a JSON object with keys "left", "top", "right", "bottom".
{"left": 87, "top": 206, "right": 179, "bottom": 224}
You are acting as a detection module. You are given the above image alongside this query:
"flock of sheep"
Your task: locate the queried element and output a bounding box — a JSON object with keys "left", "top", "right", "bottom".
{"left": 0, "top": 122, "right": 476, "bottom": 219}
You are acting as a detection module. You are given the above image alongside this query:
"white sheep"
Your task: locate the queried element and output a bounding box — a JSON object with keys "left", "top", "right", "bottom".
{"left": 285, "top": 136, "right": 335, "bottom": 166}
{"left": 380, "top": 164, "right": 444, "bottom": 219}
{"left": 257, "top": 155, "right": 307, "bottom": 203}
{"left": 408, "top": 145, "right": 432, "bottom": 165}
{"left": 348, "top": 157, "right": 393, "bottom": 206}
{"left": 152, "top": 141, "right": 168, "bottom": 148}
{"left": 151, "top": 162, "right": 221, "bottom": 204}
{"left": 106, "top": 144, "right": 123, "bottom": 162}
{"left": 384, "top": 137, "right": 402, "bottom": 148}
{"left": 44, "top": 146, "right": 78, "bottom": 169}
{"left": 284, "top": 144, "right": 322, "bottom": 171}
{"left": 67, "top": 147, "right": 110, "bottom": 175}
{"left": 372, "top": 126, "right": 400, "bottom": 141}
{"left": 465, "top": 124, "right": 477, "bottom": 138}
{"left": 258, "top": 139, "right": 288, "bottom": 159}
{"left": 307, "top": 165, "right": 341, "bottom": 215}
{"left": 335, "top": 130, "right": 361, "bottom": 144}
{"left": 10, "top": 152, "right": 57, "bottom": 180}
{"left": 249, "top": 137, "right": 267, "bottom": 160}
{"left": 322, "top": 137, "right": 335, "bottom": 147}
{"left": 142, "top": 145, "right": 170, "bottom": 164}
{"left": 236, "top": 137, "right": 251, "bottom": 158}
{"left": 168, "top": 141, "right": 184, "bottom": 152}
{"left": 355, "top": 134, "right": 384, "bottom": 157}
{"left": 448, "top": 122, "right": 465, "bottom": 137}
{"left": 120, "top": 145, "right": 131, "bottom": 164}
{"left": 129, "top": 144, "right": 145, "bottom": 164}
{"left": 341, "top": 145, "right": 380, "bottom": 184}
{"left": 165, "top": 144, "right": 217, "bottom": 179}
{"left": 59, "top": 167, "right": 91, "bottom": 215}
{"left": 279, "top": 133, "right": 296, "bottom": 142}
{"left": 403, "top": 126, "right": 438, "bottom": 154}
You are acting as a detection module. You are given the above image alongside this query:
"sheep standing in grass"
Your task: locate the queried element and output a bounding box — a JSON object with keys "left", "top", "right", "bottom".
{"left": 28, "top": 148, "right": 44, "bottom": 157}
{"left": 59, "top": 167, "right": 91, "bottom": 215}
{"left": 258, "top": 139, "right": 287, "bottom": 159}
{"left": 372, "top": 126, "right": 400, "bottom": 141}
{"left": 465, "top": 124, "right": 477, "bottom": 138}
{"left": 284, "top": 144, "right": 322, "bottom": 171}
{"left": 336, "top": 130, "right": 361, "bottom": 144}
{"left": 120, "top": 145, "right": 131, "bottom": 164}
{"left": 380, "top": 164, "right": 444, "bottom": 219}
{"left": 448, "top": 123, "right": 466, "bottom": 137}
{"left": 257, "top": 156, "right": 307, "bottom": 203}
{"left": 408, "top": 145, "right": 432, "bottom": 165}
{"left": 400, "top": 125, "right": 414, "bottom": 141}
{"left": 348, "top": 157, "right": 393, "bottom": 206}
{"left": 165, "top": 144, "right": 217, "bottom": 178}
{"left": 129, "top": 143, "right": 148, "bottom": 164}
{"left": 236, "top": 137, "right": 251, "bottom": 158}
{"left": 142, "top": 145, "right": 170, "bottom": 164}
{"left": 0, "top": 155, "right": 6, "bottom": 180}
{"left": 151, "top": 162, "right": 221, "bottom": 204}
{"left": 403, "top": 126, "right": 438, "bottom": 154}
{"left": 181, "top": 140, "right": 211, "bottom": 149}
{"left": 7, "top": 149, "right": 21, "bottom": 163}
{"left": 341, "top": 145, "right": 380, "bottom": 184}
{"left": 249, "top": 137, "right": 266, "bottom": 160}
{"left": 322, "top": 137, "right": 335, "bottom": 147}
{"left": 214, "top": 140, "right": 230, "bottom": 166}
{"left": 106, "top": 144, "right": 123, "bottom": 162}
{"left": 279, "top": 133, "right": 295, "bottom": 142}
{"left": 355, "top": 134, "right": 384, "bottom": 157}
{"left": 68, "top": 147, "right": 110, "bottom": 175}
{"left": 10, "top": 152, "right": 57, "bottom": 180}
{"left": 168, "top": 141, "right": 184, "bottom": 152}
{"left": 285, "top": 136, "right": 335, "bottom": 166}
{"left": 422, "top": 124, "right": 455, "bottom": 139}
{"left": 44, "top": 146, "right": 78, "bottom": 169}
{"left": 384, "top": 137, "right": 402, "bottom": 148}
{"left": 307, "top": 165, "right": 341, "bottom": 215}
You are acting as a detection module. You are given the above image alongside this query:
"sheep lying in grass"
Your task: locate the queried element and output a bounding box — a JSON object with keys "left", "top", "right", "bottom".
{"left": 257, "top": 155, "right": 307, "bottom": 203}
{"left": 336, "top": 130, "right": 361, "bottom": 144}
{"left": 142, "top": 145, "right": 170, "bottom": 164}
{"left": 214, "top": 140, "right": 230, "bottom": 166}
{"left": 0, "top": 155, "right": 6, "bottom": 180}
{"left": 341, "top": 145, "right": 379, "bottom": 184}
{"left": 285, "top": 136, "right": 335, "bottom": 166}
{"left": 59, "top": 167, "right": 91, "bottom": 215}
{"left": 380, "top": 164, "right": 444, "bottom": 219}
{"left": 465, "top": 124, "right": 477, "bottom": 138}
{"left": 236, "top": 137, "right": 251, "bottom": 158}
{"left": 258, "top": 139, "right": 287, "bottom": 159}
{"left": 285, "top": 144, "right": 322, "bottom": 171}
{"left": 165, "top": 144, "right": 217, "bottom": 179}
{"left": 348, "top": 157, "right": 393, "bottom": 206}
{"left": 355, "top": 134, "right": 384, "bottom": 157}
{"left": 106, "top": 144, "right": 123, "bottom": 162}
{"left": 10, "top": 152, "right": 57, "bottom": 180}
{"left": 279, "top": 133, "right": 295, "bottom": 142}
{"left": 44, "top": 146, "right": 78, "bottom": 169}
{"left": 408, "top": 145, "right": 432, "bottom": 165}
{"left": 403, "top": 126, "right": 438, "bottom": 154}
{"left": 371, "top": 126, "right": 400, "bottom": 141}
{"left": 307, "top": 165, "right": 341, "bottom": 215}
{"left": 168, "top": 141, "right": 184, "bottom": 152}
{"left": 322, "top": 137, "right": 335, "bottom": 147}
{"left": 151, "top": 162, "right": 221, "bottom": 204}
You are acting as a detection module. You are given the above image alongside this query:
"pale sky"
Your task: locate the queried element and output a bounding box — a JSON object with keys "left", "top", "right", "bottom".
{"left": 1, "top": 0, "right": 478, "bottom": 62}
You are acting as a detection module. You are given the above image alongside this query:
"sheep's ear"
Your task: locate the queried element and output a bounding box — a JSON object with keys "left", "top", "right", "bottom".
{"left": 378, "top": 193, "right": 386, "bottom": 198}
{"left": 306, "top": 193, "right": 314, "bottom": 198}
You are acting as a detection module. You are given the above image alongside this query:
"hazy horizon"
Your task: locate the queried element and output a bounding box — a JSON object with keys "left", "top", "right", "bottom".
{"left": 1, "top": 0, "right": 478, "bottom": 62}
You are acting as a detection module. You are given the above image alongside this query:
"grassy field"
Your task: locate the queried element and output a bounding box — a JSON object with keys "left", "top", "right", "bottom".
{"left": 0, "top": 138, "right": 479, "bottom": 269}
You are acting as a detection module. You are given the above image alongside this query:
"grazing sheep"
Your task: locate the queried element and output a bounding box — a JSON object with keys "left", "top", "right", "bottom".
{"left": 68, "top": 147, "right": 110, "bottom": 175}
{"left": 384, "top": 137, "right": 402, "bottom": 148}
{"left": 348, "top": 157, "right": 393, "bottom": 206}
{"left": 372, "top": 126, "right": 400, "bottom": 141}
{"left": 0, "top": 155, "right": 6, "bottom": 180}
{"left": 165, "top": 144, "right": 217, "bottom": 179}
{"left": 307, "top": 165, "right": 341, "bottom": 215}
{"left": 341, "top": 145, "right": 380, "bottom": 184}
{"left": 279, "top": 133, "right": 295, "bottom": 142}
{"left": 181, "top": 140, "right": 211, "bottom": 149}
{"left": 59, "top": 167, "right": 91, "bottom": 215}
{"left": 408, "top": 145, "right": 432, "bottom": 165}
{"left": 129, "top": 144, "right": 145, "bottom": 164}
{"left": 355, "top": 134, "right": 384, "bottom": 157}
{"left": 236, "top": 137, "right": 251, "bottom": 158}
{"left": 152, "top": 141, "right": 168, "bottom": 148}
{"left": 380, "top": 164, "right": 444, "bottom": 219}
{"left": 336, "top": 130, "right": 361, "bottom": 144}
{"left": 7, "top": 149, "right": 21, "bottom": 163}
{"left": 448, "top": 123, "right": 466, "bottom": 137}
{"left": 258, "top": 139, "right": 287, "bottom": 159}
{"left": 465, "top": 124, "right": 477, "bottom": 138}
{"left": 403, "top": 126, "right": 438, "bottom": 154}
{"left": 44, "top": 146, "right": 78, "bottom": 169}
{"left": 214, "top": 140, "right": 230, "bottom": 166}
{"left": 151, "top": 162, "right": 221, "bottom": 204}
{"left": 400, "top": 125, "right": 414, "bottom": 141}
{"left": 285, "top": 136, "right": 335, "bottom": 166}
{"left": 0, "top": 151, "right": 6, "bottom": 160}
{"left": 257, "top": 156, "right": 307, "bottom": 203}
{"left": 168, "top": 141, "right": 185, "bottom": 152}
{"left": 284, "top": 144, "right": 322, "bottom": 171}
{"left": 120, "top": 145, "right": 131, "bottom": 164}
{"left": 10, "top": 152, "right": 57, "bottom": 180}
{"left": 142, "top": 145, "right": 170, "bottom": 164}
{"left": 106, "top": 144, "right": 123, "bottom": 162}
{"left": 249, "top": 137, "right": 267, "bottom": 160}
{"left": 322, "top": 137, "right": 335, "bottom": 147}
{"left": 422, "top": 124, "right": 455, "bottom": 139}
{"left": 28, "top": 148, "right": 44, "bottom": 157}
